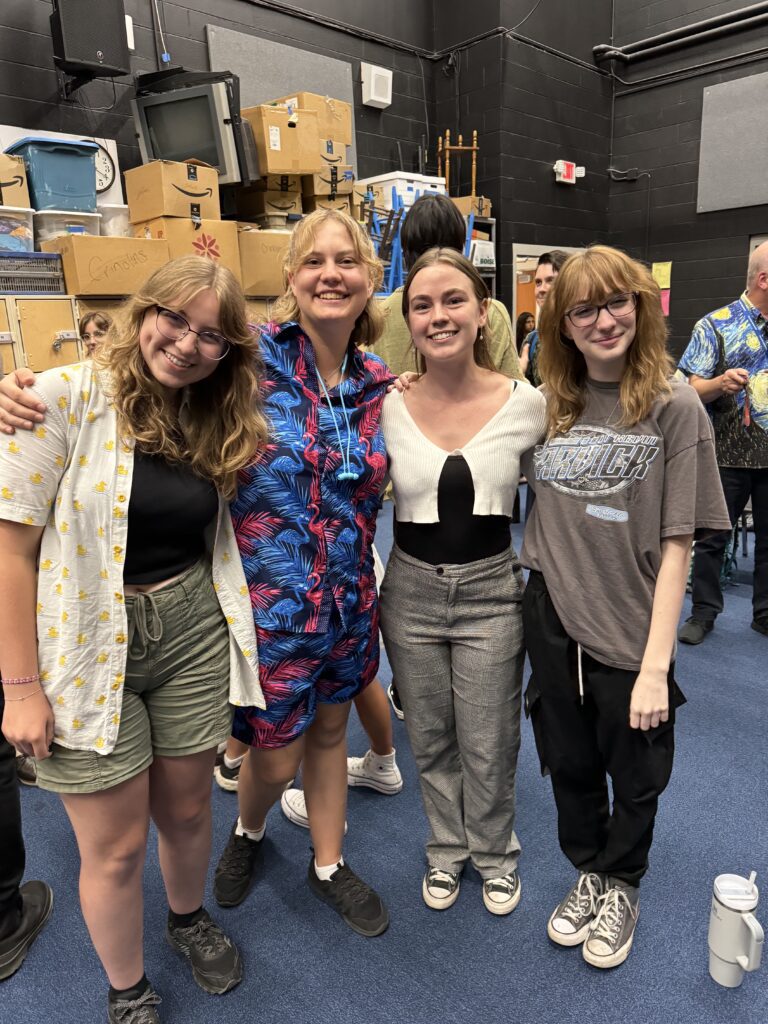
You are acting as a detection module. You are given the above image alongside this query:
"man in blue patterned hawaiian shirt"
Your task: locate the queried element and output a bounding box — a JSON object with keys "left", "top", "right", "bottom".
{"left": 677, "top": 241, "right": 768, "bottom": 644}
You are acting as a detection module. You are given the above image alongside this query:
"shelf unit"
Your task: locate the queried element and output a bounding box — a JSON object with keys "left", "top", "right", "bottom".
{"left": 466, "top": 215, "right": 497, "bottom": 298}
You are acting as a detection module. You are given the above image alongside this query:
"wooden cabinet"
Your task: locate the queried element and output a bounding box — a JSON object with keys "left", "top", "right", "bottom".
{"left": 0, "top": 296, "right": 82, "bottom": 372}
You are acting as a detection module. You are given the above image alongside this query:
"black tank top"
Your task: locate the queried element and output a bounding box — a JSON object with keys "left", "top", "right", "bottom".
{"left": 394, "top": 454, "right": 511, "bottom": 565}
{"left": 123, "top": 450, "right": 218, "bottom": 585}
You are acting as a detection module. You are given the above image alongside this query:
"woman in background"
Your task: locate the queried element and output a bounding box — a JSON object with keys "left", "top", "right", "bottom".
{"left": 79, "top": 310, "right": 113, "bottom": 357}
{"left": 515, "top": 310, "right": 535, "bottom": 354}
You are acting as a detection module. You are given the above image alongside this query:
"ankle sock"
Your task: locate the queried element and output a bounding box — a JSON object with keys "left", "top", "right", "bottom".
{"left": 109, "top": 974, "right": 150, "bottom": 1003}
{"left": 236, "top": 816, "right": 266, "bottom": 842}
{"left": 315, "top": 856, "right": 344, "bottom": 882}
{"left": 223, "top": 753, "right": 245, "bottom": 770}
{"left": 168, "top": 906, "right": 204, "bottom": 929}
{"left": 370, "top": 749, "right": 396, "bottom": 766}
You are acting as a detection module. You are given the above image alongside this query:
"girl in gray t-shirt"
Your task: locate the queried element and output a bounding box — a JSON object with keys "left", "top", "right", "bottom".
{"left": 520, "top": 245, "right": 729, "bottom": 970}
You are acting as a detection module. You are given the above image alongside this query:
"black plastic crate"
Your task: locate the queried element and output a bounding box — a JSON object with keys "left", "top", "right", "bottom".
{"left": 0, "top": 251, "right": 66, "bottom": 294}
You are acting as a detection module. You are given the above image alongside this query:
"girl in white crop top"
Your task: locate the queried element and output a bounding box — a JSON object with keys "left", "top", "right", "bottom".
{"left": 379, "top": 249, "right": 546, "bottom": 916}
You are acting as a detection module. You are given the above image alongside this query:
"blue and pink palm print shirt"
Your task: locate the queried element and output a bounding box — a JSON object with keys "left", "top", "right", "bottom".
{"left": 232, "top": 321, "right": 393, "bottom": 634}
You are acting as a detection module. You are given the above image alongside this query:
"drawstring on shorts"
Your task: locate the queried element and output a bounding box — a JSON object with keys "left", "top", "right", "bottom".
{"left": 128, "top": 591, "right": 164, "bottom": 660}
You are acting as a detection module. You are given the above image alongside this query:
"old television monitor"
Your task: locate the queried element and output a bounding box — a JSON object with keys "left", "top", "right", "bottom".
{"left": 131, "top": 81, "right": 241, "bottom": 184}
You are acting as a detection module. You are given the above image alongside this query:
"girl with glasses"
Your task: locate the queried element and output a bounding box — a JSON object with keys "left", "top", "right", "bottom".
{"left": 0, "top": 256, "right": 268, "bottom": 1021}
{"left": 78, "top": 310, "right": 113, "bottom": 357}
{"left": 521, "top": 245, "right": 730, "bottom": 968}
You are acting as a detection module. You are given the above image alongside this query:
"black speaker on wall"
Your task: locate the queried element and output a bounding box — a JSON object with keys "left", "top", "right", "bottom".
{"left": 50, "top": 0, "right": 131, "bottom": 77}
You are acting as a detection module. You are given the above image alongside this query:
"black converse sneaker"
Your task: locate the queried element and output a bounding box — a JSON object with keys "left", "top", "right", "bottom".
{"left": 214, "top": 821, "right": 264, "bottom": 908}
{"left": 422, "top": 867, "right": 461, "bottom": 910}
{"left": 582, "top": 880, "right": 639, "bottom": 968}
{"left": 482, "top": 870, "right": 521, "bottom": 915}
{"left": 166, "top": 909, "right": 242, "bottom": 994}
{"left": 548, "top": 872, "right": 606, "bottom": 946}
{"left": 107, "top": 984, "right": 162, "bottom": 1023}
{"left": 307, "top": 859, "right": 389, "bottom": 937}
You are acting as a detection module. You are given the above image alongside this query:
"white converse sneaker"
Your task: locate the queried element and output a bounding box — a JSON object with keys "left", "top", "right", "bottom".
{"left": 347, "top": 749, "right": 403, "bottom": 794}
{"left": 280, "top": 788, "right": 348, "bottom": 833}
{"left": 482, "top": 871, "right": 521, "bottom": 916}
{"left": 422, "top": 868, "right": 461, "bottom": 910}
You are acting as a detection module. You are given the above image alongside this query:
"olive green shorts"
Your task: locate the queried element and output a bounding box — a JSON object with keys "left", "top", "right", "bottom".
{"left": 36, "top": 559, "right": 233, "bottom": 795}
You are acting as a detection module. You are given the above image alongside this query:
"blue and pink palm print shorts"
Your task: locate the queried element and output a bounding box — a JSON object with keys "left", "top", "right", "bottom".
{"left": 231, "top": 605, "right": 379, "bottom": 749}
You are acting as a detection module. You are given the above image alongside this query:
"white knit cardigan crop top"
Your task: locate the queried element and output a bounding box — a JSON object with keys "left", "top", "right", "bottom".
{"left": 381, "top": 379, "right": 548, "bottom": 523}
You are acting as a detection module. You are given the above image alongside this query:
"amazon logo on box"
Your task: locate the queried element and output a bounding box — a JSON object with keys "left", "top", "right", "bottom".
{"left": 125, "top": 160, "right": 220, "bottom": 225}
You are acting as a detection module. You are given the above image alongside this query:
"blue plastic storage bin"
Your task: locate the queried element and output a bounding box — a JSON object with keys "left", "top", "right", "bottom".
{"left": 5, "top": 137, "right": 98, "bottom": 212}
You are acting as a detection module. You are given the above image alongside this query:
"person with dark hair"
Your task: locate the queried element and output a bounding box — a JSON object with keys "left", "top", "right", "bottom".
{"left": 520, "top": 250, "right": 569, "bottom": 385}
{"left": 373, "top": 193, "right": 523, "bottom": 380}
{"left": 0, "top": 690, "right": 53, "bottom": 981}
{"left": 78, "top": 311, "right": 113, "bottom": 358}
{"left": 522, "top": 245, "right": 729, "bottom": 969}
{"left": 380, "top": 248, "right": 546, "bottom": 915}
{"left": 515, "top": 311, "right": 535, "bottom": 354}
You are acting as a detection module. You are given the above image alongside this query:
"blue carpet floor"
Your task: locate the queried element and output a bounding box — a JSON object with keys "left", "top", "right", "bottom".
{"left": 5, "top": 496, "right": 767, "bottom": 1023}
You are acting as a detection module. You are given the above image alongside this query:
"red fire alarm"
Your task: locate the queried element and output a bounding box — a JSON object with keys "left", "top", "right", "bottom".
{"left": 553, "top": 160, "right": 584, "bottom": 184}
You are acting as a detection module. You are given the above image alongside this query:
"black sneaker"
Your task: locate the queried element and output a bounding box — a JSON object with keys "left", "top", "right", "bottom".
{"left": 307, "top": 859, "right": 389, "bottom": 937}
{"left": 582, "top": 880, "right": 639, "bottom": 969}
{"left": 677, "top": 616, "right": 713, "bottom": 645}
{"left": 751, "top": 615, "right": 768, "bottom": 637}
{"left": 214, "top": 822, "right": 264, "bottom": 908}
{"left": 0, "top": 880, "right": 53, "bottom": 981}
{"left": 387, "top": 682, "right": 404, "bottom": 721}
{"left": 166, "top": 909, "right": 242, "bottom": 994}
{"left": 107, "top": 984, "right": 162, "bottom": 1023}
{"left": 213, "top": 762, "right": 240, "bottom": 792}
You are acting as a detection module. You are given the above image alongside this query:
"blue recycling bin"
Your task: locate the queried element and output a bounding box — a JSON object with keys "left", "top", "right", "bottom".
{"left": 5, "top": 137, "right": 98, "bottom": 212}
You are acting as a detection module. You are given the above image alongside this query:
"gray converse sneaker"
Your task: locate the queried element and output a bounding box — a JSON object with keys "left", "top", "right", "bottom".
{"left": 548, "top": 872, "right": 605, "bottom": 946}
{"left": 107, "top": 985, "right": 162, "bottom": 1023}
{"left": 482, "top": 871, "right": 521, "bottom": 916}
{"left": 166, "top": 909, "right": 242, "bottom": 993}
{"left": 422, "top": 868, "right": 461, "bottom": 910}
{"left": 582, "top": 880, "right": 639, "bottom": 968}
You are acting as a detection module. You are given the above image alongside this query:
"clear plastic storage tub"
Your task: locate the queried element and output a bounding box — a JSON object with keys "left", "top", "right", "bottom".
{"left": 5, "top": 137, "right": 98, "bottom": 212}
{"left": 0, "top": 206, "right": 34, "bottom": 252}
{"left": 98, "top": 204, "right": 130, "bottom": 237}
{"left": 33, "top": 209, "right": 101, "bottom": 246}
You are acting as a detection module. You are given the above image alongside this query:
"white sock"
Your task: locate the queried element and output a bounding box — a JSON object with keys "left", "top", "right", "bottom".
{"left": 315, "top": 856, "right": 344, "bottom": 881}
{"left": 223, "top": 753, "right": 245, "bottom": 770}
{"left": 236, "top": 817, "right": 265, "bottom": 842}
{"left": 370, "top": 749, "right": 396, "bottom": 766}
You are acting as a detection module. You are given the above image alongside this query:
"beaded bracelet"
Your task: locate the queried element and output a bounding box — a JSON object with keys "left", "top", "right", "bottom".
{"left": 3, "top": 687, "right": 43, "bottom": 702}
{"left": 2, "top": 673, "right": 40, "bottom": 686}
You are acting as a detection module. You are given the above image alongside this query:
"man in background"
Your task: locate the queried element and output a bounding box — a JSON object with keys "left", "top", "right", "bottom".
{"left": 519, "top": 249, "right": 570, "bottom": 386}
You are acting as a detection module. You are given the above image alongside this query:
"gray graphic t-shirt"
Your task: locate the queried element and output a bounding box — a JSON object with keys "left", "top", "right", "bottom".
{"left": 521, "top": 378, "right": 730, "bottom": 671}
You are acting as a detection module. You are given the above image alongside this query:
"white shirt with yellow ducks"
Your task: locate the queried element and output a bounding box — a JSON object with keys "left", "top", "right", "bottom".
{"left": 0, "top": 362, "right": 264, "bottom": 755}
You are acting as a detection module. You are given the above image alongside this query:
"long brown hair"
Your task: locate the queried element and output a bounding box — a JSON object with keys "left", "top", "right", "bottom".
{"left": 95, "top": 255, "right": 268, "bottom": 499}
{"left": 402, "top": 247, "right": 495, "bottom": 373}
{"left": 538, "top": 245, "right": 674, "bottom": 435}
{"left": 271, "top": 208, "right": 384, "bottom": 346}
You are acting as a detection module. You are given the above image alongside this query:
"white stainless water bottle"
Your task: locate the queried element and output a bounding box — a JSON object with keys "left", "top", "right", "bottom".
{"left": 708, "top": 872, "right": 764, "bottom": 988}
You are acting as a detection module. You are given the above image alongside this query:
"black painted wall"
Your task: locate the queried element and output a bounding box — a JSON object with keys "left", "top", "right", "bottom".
{"left": 609, "top": 0, "right": 768, "bottom": 355}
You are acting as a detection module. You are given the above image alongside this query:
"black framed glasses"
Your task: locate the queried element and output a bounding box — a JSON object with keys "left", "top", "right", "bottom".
{"left": 565, "top": 292, "right": 638, "bottom": 329}
{"left": 155, "top": 307, "right": 230, "bottom": 361}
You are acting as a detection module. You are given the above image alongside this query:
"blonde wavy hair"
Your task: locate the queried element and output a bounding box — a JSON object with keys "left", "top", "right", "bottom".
{"left": 538, "top": 245, "right": 674, "bottom": 435}
{"left": 95, "top": 255, "right": 268, "bottom": 499}
{"left": 402, "top": 247, "right": 495, "bottom": 374}
{"left": 271, "top": 208, "right": 384, "bottom": 346}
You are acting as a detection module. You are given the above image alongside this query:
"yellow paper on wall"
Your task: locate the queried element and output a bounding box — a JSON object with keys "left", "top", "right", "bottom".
{"left": 652, "top": 262, "right": 672, "bottom": 289}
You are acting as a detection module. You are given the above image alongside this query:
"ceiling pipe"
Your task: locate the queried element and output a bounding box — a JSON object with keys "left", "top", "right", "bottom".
{"left": 594, "top": 1, "right": 768, "bottom": 64}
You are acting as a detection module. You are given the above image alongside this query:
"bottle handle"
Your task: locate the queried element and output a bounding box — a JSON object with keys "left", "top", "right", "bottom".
{"left": 736, "top": 914, "right": 764, "bottom": 972}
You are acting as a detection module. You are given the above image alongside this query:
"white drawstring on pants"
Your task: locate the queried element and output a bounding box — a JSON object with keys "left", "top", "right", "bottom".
{"left": 577, "top": 642, "right": 585, "bottom": 705}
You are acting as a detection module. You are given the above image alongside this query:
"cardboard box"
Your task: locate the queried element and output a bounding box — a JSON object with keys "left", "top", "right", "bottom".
{"left": 133, "top": 217, "right": 241, "bottom": 284}
{"left": 301, "top": 168, "right": 353, "bottom": 197}
{"left": 41, "top": 236, "right": 171, "bottom": 296}
{"left": 76, "top": 297, "right": 127, "bottom": 323}
{"left": 238, "top": 227, "right": 291, "bottom": 297}
{"left": 124, "top": 161, "right": 221, "bottom": 224}
{"left": 302, "top": 196, "right": 351, "bottom": 214}
{"left": 235, "top": 188, "right": 303, "bottom": 220}
{"left": 241, "top": 106, "right": 322, "bottom": 175}
{"left": 271, "top": 93, "right": 353, "bottom": 145}
{"left": 319, "top": 140, "right": 347, "bottom": 165}
{"left": 0, "top": 154, "right": 30, "bottom": 208}
{"left": 352, "top": 182, "right": 385, "bottom": 212}
{"left": 451, "top": 195, "right": 492, "bottom": 217}
{"left": 252, "top": 175, "right": 300, "bottom": 192}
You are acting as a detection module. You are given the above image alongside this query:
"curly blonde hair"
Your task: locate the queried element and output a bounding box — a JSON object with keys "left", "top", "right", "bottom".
{"left": 538, "top": 245, "right": 674, "bottom": 435}
{"left": 402, "top": 248, "right": 495, "bottom": 373}
{"left": 271, "top": 208, "right": 384, "bottom": 346}
{"left": 94, "top": 255, "right": 268, "bottom": 499}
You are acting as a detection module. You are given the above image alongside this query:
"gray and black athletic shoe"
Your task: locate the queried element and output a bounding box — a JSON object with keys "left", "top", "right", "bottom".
{"left": 166, "top": 909, "right": 242, "bottom": 994}
{"left": 107, "top": 985, "right": 161, "bottom": 1023}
